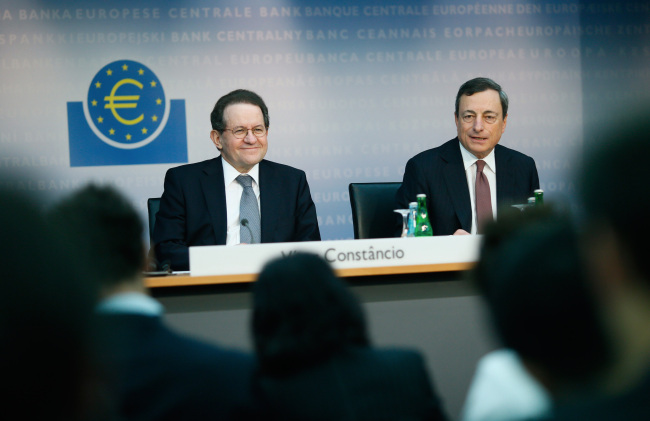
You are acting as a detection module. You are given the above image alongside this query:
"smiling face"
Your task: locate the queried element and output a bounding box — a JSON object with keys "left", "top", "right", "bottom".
{"left": 455, "top": 89, "right": 507, "bottom": 159}
{"left": 210, "top": 102, "right": 268, "bottom": 173}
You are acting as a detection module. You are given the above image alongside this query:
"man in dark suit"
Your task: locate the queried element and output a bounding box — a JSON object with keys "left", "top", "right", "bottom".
{"left": 396, "top": 77, "right": 539, "bottom": 236}
{"left": 153, "top": 89, "right": 320, "bottom": 271}
{"left": 49, "top": 184, "right": 257, "bottom": 421}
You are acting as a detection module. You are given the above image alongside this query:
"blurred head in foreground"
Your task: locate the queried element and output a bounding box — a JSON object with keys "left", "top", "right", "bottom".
{"left": 576, "top": 108, "right": 650, "bottom": 393}
{"left": 48, "top": 184, "right": 146, "bottom": 295}
{"left": 0, "top": 185, "right": 100, "bottom": 420}
{"left": 252, "top": 253, "right": 369, "bottom": 375}
{"left": 473, "top": 206, "right": 611, "bottom": 396}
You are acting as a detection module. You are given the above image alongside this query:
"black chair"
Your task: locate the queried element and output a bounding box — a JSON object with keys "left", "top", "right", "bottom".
{"left": 147, "top": 197, "right": 161, "bottom": 245}
{"left": 348, "top": 182, "right": 401, "bottom": 239}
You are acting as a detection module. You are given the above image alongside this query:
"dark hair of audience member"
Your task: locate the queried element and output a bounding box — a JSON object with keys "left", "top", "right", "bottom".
{"left": 472, "top": 206, "right": 611, "bottom": 394}
{"left": 0, "top": 187, "right": 101, "bottom": 420}
{"left": 48, "top": 184, "right": 145, "bottom": 288}
{"left": 252, "top": 253, "right": 370, "bottom": 376}
{"left": 577, "top": 111, "right": 650, "bottom": 285}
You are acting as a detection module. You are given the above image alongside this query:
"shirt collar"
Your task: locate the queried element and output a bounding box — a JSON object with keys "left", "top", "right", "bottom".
{"left": 222, "top": 158, "right": 260, "bottom": 187}
{"left": 96, "top": 292, "right": 163, "bottom": 316}
{"left": 458, "top": 141, "right": 496, "bottom": 173}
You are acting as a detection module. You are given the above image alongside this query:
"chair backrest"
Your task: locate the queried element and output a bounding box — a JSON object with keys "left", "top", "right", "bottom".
{"left": 147, "top": 198, "right": 161, "bottom": 245}
{"left": 348, "top": 182, "right": 401, "bottom": 239}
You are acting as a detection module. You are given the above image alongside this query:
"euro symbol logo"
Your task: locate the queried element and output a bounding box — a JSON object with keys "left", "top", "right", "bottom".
{"left": 104, "top": 78, "right": 144, "bottom": 126}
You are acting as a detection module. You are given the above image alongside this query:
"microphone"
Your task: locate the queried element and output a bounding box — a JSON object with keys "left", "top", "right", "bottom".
{"left": 146, "top": 248, "right": 170, "bottom": 273}
{"left": 241, "top": 218, "right": 255, "bottom": 244}
{"left": 146, "top": 250, "right": 158, "bottom": 272}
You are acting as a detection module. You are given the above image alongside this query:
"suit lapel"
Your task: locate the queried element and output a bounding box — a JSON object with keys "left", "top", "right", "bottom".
{"left": 200, "top": 157, "right": 228, "bottom": 244}
{"left": 441, "top": 139, "right": 472, "bottom": 231}
{"left": 495, "top": 145, "right": 512, "bottom": 208}
{"left": 259, "top": 160, "right": 277, "bottom": 243}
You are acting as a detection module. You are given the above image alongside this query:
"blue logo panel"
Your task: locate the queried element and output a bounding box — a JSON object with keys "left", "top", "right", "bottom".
{"left": 67, "top": 60, "right": 188, "bottom": 167}
{"left": 68, "top": 100, "right": 187, "bottom": 166}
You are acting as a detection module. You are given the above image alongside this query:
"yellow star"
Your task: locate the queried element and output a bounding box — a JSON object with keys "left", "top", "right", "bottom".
{"left": 150, "top": 80, "right": 157, "bottom": 87}
{"left": 97, "top": 116, "right": 103, "bottom": 123}
{"left": 156, "top": 98, "right": 162, "bottom": 105}
{"left": 152, "top": 115, "right": 158, "bottom": 122}
{"left": 91, "top": 100, "right": 97, "bottom": 106}
{"left": 122, "top": 64, "right": 128, "bottom": 71}
{"left": 142, "top": 127, "right": 148, "bottom": 134}
{"left": 126, "top": 134, "right": 132, "bottom": 140}
{"left": 95, "top": 82, "right": 101, "bottom": 88}
{"left": 106, "top": 69, "right": 113, "bottom": 76}
{"left": 109, "top": 129, "right": 115, "bottom": 135}
{"left": 138, "top": 69, "right": 144, "bottom": 75}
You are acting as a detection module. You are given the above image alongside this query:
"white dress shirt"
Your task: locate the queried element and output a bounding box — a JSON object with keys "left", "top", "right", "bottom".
{"left": 222, "top": 159, "right": 261, "bottom": 245}
{"left": 459, "top": 142, "right": 497, "bottom": 235}
{"left": 96, "top": 292, "right": 163, "bottom": 316}
{"left": 461, "top": 349, "right": 551, "bottom": 421}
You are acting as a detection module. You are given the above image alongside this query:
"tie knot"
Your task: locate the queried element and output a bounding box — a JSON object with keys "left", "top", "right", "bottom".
{"left": 476, "top": 160, "right": 486, "bottom": 173}
{"left": 236, "top": 174, "right": 253, "bottom": 188}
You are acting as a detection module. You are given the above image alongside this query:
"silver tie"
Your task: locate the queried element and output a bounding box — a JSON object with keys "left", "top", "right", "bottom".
{"left": 236, "top": 175, "right": 261, "bottom": 244}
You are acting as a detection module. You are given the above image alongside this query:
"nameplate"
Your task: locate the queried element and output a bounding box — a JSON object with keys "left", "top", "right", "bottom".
{"left": 189, "top": 236, "right": 481, "bottom": 277}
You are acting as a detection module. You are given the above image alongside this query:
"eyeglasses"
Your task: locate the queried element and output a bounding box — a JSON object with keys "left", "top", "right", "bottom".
{"left": 223, "top": 125, "right": 267, "bottom": 139}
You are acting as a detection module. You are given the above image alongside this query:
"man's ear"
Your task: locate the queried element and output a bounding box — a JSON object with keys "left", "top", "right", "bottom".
{"left": 210, "top": 130, "right": 222, "bottom": 150}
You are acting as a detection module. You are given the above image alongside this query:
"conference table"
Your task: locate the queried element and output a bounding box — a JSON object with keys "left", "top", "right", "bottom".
{"left": 145, "top": 235, "right": 480, "bottom": 288}
{"left": 146, "top": 236, "right": 494, "bottom": 419}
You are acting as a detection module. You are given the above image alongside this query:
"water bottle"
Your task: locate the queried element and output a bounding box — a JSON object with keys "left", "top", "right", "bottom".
{"left": 414, "top": 194, "right": 433, "bottom": 237}
{"left": 407, "top": 202, "right": 417, "bottom": 237}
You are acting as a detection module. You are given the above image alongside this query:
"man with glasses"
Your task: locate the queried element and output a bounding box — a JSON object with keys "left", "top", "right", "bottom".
{"left": 153, "top": 89, "right": 321, "bottom": 271}
{"left": 396, "top": 77, "right": 539, "bottom": 236}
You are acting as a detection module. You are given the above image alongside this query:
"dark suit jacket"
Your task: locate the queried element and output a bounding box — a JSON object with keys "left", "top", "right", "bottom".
{"left": 396, "top": 138, "right": 539, "bottom": 235}
{"left": 255, "top": 346, "right": 448, "bottom": 421}
{"left": 152, "top": 156, "right": 321, "bottom": 270}
{"left": 98, "top": 314, "right": 256, "bottom": 421}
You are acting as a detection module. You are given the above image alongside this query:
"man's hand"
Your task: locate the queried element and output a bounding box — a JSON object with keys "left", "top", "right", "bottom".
{"left": 453, "top": 229, "right": 470, "bottom": 235}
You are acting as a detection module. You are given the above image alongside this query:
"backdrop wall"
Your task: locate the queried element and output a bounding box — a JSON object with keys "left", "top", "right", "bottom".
{"left": 4, "top": 0, "right": 647, "bottom": 241}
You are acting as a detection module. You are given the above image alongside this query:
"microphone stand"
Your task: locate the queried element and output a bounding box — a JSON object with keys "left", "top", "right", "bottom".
{"left": 240, "top": 218, "right": 257, "bottom": 244}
